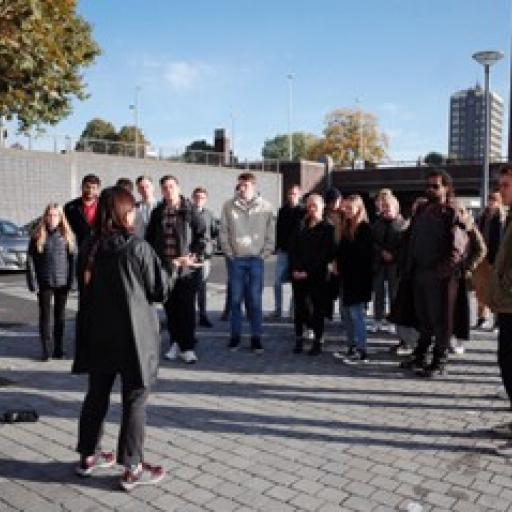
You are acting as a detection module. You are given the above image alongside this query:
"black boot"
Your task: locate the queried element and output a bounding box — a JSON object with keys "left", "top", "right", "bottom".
{"left": 227, "top": 335, "right": 241, "bottom": 351}
{"left": 419, "top": 361, "right": 446, "bottom": 378}
{"left": 400, "top": 351, "right": 426, "bottom": 371}
{"left": 250, "top": 336, "right": 264, "bottom": 354}
{"left": 293, "top": 337, "right": 304, "bottom": 354}
{"left": 419, "top": 353, "right": 447, "bottom": 378}
{"left": 308, "top": 340, "right": 322, "bottom": 356}
{"left": 53, "top": 337, "right": 64, "bottom": 359}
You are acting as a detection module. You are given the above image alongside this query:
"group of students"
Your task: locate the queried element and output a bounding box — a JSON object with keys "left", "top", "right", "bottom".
{"left": 273, "top": 170, "right": 508, "bottom": 373}
{"left": 23, "top": 165, "right": 512, "bottom": 488}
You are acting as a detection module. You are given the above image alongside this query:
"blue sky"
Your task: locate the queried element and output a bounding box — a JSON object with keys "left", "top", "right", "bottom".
{"left": 42, "top": 1, "right": 512, "bottom": 159}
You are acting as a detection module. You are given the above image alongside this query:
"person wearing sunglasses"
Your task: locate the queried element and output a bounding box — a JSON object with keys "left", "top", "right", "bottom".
{"left": 401, "top": 169, "right": 468, "bottom": 377}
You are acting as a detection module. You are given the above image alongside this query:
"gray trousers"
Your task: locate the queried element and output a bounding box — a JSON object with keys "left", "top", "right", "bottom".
{"left": 197, "top": 259, "right": 211, "bottom": 318}
{"left": 373, "top": 264, "right": 399, "bottom": 321}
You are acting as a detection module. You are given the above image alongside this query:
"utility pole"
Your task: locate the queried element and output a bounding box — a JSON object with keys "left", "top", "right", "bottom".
{"left": 287, "top": 73, "right": 294, "bottom": 160}
{"left": 130, "top": 86, "right": 141, "bottom": 158}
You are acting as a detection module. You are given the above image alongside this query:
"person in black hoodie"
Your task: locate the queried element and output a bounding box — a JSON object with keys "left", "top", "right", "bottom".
{"left": 73, "top": 186, "right": 194, "bottom": 490}
{"left": 272, "top": 184, "right": 305, "bottom": 319}
{"left": 26, "top": 203, "right": 76, "bottom": 360}
{"left": 289, "top": 194, "right": 336, "bottom": 355}
{"left": 146, "top": 175, "right": 206, "bottom": 364}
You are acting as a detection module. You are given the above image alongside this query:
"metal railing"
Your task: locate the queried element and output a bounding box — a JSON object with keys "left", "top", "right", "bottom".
{"left": 0, "top": 133, "right": 281, "bottom": 173}
{"left": 334, "top": 155, "right": 509, "bottom": 171}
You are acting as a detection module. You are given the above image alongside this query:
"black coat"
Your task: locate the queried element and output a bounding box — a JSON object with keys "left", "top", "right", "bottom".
{"left": 289, "top": 219, "right": 336, "bottom": 281}
{"left": 145, "top": 196, "right": 206, "bottom": 276}
{"left": 276, "top": 203, "right": 306, "bottom": 253}
{"left": 478, "top": 212, "right": 504, "bottom": 265}
{"left": 337, "top": 222, "right": 374, "bottom": 306}
{"left": 26, "top": 230, "right": 76, "bottom": 291}
{"left": 64, "top": 197, "right": 96, "bottom": 249}
{"left": 371, "top": 215, "right": 407, "bottom": 270}
{"left": 194, "top": 207, "right": 217, "bottom": 258}
{"left": 72, "top": 233, "right": 173, "bottom": 386}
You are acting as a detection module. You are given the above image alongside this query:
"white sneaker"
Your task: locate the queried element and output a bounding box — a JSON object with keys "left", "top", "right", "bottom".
{"left": 451, "top": 345, "right": 465, "bottom": 355}
{"left": 164, "top": 344, "right": 180, "bottom": 361}
{"left": 179, "top": 350, "right": 198, "bottom": 364}
{"left": 482, "top": 319, "right": 494, "bottom": 330}
{"left": 305, "top": 329, "right": 315, "bottom": 340}
{"left": 367, "top": 320, "right": 380, "bottom": 333}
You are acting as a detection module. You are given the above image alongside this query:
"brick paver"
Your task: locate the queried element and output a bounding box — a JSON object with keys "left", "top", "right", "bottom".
{"left": 1, "top": 283, "right": 512, "bottom": 511}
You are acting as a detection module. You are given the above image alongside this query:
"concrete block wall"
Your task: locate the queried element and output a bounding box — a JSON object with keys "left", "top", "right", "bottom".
{"left": 0, "top": 149, "right": 282, "bottom": 225}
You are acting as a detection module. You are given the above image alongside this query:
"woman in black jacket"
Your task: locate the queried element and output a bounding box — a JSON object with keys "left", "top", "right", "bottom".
{"left": 26, "top": 203, "right": 76, "bottom": 360}
{"left": 475, "top": 191, "right": 506, "bottom": 328}
{"left": 289, "top": 194, "right": 336, "bottom": 355}
{"left": 73, "top": 186, "right": 194, "bottom": 491}
{"left": 336, "top": 195, "right": 374, "bottom": 362}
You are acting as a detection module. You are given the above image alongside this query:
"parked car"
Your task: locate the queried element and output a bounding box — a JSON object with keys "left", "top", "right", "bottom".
{"left": 0, "top": 219, "right": 29, "bottom": 271}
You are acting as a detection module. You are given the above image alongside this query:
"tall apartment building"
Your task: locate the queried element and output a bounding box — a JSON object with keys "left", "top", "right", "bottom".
{"left": 448, "top": 84, "right": 503, "bottom": 161}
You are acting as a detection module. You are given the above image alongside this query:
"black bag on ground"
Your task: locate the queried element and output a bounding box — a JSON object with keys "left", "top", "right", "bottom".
{"left": 2, "top": 409, "right": 39, "bottom": 423}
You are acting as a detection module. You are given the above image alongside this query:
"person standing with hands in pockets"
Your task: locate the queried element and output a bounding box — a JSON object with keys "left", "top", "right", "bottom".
{"left": 27, "top": 203, "right": 76, "bottom": 361}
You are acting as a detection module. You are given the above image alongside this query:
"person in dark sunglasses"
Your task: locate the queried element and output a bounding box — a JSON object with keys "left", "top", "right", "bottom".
{"left": 400, "top": 169, "right": 469, "bottom": 377}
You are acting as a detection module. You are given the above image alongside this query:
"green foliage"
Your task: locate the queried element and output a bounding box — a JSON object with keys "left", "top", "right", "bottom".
{"left": 424, "top": 151, "right": 445, "bottom": 165}
{"left": 0, "top": 0, "right": 100, "bottom": 131}
{"left": 117, "top": 125, "right": 147, "bottom": 157}
{"left": 262, "top": 132, "right": 318, "bottom": 160}
{"left": 183, "top": 139, "right": 216, "bottom": 163}
{"left": 75, "top": 118, "right": 117, "bottom": 153}
{"left": 75, "top": 119, "right": 148, "bottom": 157}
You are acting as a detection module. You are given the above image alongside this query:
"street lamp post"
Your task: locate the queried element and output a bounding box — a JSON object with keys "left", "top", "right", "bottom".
{"left": 230, "top": 112, "right": 235, "bottom": 166}
{"left": 472, "top": 50, "right": 504, "bottom": 208}
{"left": 287, "top": 73, "right": 294, "bottom": 161}
{"left": 355, "top": 97, "right": 364, "bottom": 165}
{"left": 129, "top": 86, "right": 141, "bottom": 158}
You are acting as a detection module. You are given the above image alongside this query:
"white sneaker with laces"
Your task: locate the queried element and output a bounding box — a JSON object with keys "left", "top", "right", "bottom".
{"left": 451, "top": 345, "right": 465, "bottom": 355}
{"left": 179, "top": 350, "right": 198, "bottom": 364}
{"left": 482, "top": 319, "right": 494, "bottom": 330}
{"left": 164, "top": 343, "right": 180, "bottom": 361}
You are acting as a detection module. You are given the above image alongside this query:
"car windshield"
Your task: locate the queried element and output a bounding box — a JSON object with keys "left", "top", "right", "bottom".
{"left": 1, "top": 221, "right": 21, "bottom": 236}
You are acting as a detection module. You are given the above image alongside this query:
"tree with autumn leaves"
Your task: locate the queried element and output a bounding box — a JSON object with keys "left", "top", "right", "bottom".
{"left": 308, "top": 108, "right": 388, "bottom": 165}
{"left": 262, "top": 109, "right": 388, "bottom": 165}
{"left": 0, "top": 0, "right": 100, "bottom": 132}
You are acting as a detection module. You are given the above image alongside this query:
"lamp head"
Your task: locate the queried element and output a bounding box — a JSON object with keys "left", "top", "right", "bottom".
{"left": 472, "top": 50, "right": 504, "bottom": 67}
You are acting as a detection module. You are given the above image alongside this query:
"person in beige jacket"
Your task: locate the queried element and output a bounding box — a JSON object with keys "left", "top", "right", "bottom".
{"left": 220, "top": 172, "right": 275, "bottom": 352}
{"left": 489, "top": 165, "right": 512, "bottom": 441}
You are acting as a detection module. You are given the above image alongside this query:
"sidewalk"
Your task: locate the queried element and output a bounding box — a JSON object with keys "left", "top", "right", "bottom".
{"left": 1, "top": 298, "right": 512, "bottom": 511}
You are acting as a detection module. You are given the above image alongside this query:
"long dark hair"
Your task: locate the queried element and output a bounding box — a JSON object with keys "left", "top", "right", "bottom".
{"left": 83, "top": 186, "right": 136, "bottom": 285}
{"left": 94, "top": 186, "right": 136, "bottom": 237}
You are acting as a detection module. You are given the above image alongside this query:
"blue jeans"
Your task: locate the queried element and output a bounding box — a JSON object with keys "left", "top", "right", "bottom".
{"left": 230, "top": 257, "right": 264, "bottom": 337}
{"left": 344, "top": 303, "right": 367, "bottom": 351}
{"left": 273, "top": 251, "right": 289, "bottom": 315}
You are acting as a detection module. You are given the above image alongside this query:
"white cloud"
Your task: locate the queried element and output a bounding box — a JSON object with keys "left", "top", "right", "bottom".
{"left": 164, "top": 61, "right": 210, "bottom": 91}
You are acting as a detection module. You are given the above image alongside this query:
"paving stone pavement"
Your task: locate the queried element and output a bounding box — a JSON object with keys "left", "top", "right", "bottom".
{"left": 1, "top": 285, "right": 512, "bottom": 511}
